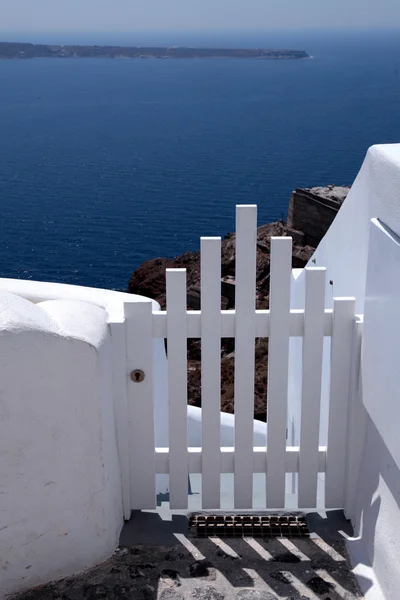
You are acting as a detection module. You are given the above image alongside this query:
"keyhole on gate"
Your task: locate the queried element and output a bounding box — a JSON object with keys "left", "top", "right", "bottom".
{"left": 130, "top": 370, "right": 145, "bottom": 383}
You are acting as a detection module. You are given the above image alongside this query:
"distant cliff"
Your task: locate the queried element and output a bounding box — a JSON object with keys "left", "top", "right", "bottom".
{"left": 0, "top": 42, "right": 310, "bottom": 60}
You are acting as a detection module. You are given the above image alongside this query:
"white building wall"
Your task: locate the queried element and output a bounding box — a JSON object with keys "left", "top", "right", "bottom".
{"left": 288, "top": 144, "right": 400, "bottom": 444}
{"left": 348, "top": 219, "right": 400, "bottom": 600}
{"left": 0, "top": 294, "right": 123, "bottom": 598}
{"left": 289, "top": 144, "right": 400, "bottom": 599}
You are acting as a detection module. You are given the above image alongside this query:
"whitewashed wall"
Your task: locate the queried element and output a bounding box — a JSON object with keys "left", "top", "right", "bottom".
{"left": 348, "top": 219, "right": 400, "bottom": 600}
{"left": 0, "top": 279, "right": 266, "bottom": 454}
{"left": 289, "top": 143, "right": 400, "bottom": 447}
{"left": 289, "top": 144, "right": 400, "bottom": 599}
{"left": 0, "top": 293, "right": 122, "bottom": 598}
{"left": 0, "top": 278, "right": 268, "bottom": 596}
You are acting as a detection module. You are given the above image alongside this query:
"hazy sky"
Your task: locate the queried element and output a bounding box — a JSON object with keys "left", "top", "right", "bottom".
{"left": 1, "top": 0, "right": 400, "bottom": 33}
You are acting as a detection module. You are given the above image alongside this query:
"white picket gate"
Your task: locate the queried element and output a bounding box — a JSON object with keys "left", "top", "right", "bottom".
{"left": 113, "top": 204, "right": 360, "bottom": 518}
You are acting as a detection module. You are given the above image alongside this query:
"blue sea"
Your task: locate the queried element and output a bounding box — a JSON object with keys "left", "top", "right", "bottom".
{"left": 0, "top": 29, "right": 400, "bottom": 290}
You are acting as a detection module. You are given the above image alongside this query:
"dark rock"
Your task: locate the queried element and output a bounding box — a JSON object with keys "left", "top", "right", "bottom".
{"left": 215, "top": 548, "right": 239, "bottom": 559}
{"left": 83, "top": 585, "right": 108, "bottom": 599}
{"left": 310, "top": 558, "right": 334, "bottom": 571}
{"left": 113, "top": 584, "right": 131, "bottom": 597}
{"left": 142, "top": 585, "right": 157, "bottom": 600}
{"left": 161, "top": 569, "right": 181, "bottom": 586}
{"left": 221, "top": 276, "right": 236, "bottom": 301}
{"left": 114, "top": 547, "right": 130, "bottom": 556}
{"left": 270, "top": 570, "right": 291, "bottom": 584}
{"left": 128, "top": 565, "right": 145, "bottom": 578}
{"left": 161, "top": 569, "right": 180, "bottom": 578}
{"left": 307, "top": 576, "right": 335, "bottom": 594}
{"left": 162, "top": 549, "right": 185, "bottom": 561}
{"left": 288, "top": 186, "right": 349, "bottom": 246}
{"left": 272, "top": 553, "right": 300, "bottom": 563}
{"left": 137, "top": 563, "right": 156, "bottom": 570}
{"left": 128, "top": 221, "right": 314, "bottom": 313}
{"left": 187, "top": 285, "right": 201, "bottom": 309}
{"left": 285, "top": 227, "right": 305, "bottom": 246}
{"left": 16, "top": 591, "right": 58, "bottom": 600}
{"left": 221, "top": 295, "right": 229, "bottom": 310}
{"left": 192, "top": 586, "right": 225, "bottom": 600}
{"left": 12, "top": 592, "right": 38, "bottom": 600}
{"left": 189, "top": 560, "right": 215, "bottom": 578}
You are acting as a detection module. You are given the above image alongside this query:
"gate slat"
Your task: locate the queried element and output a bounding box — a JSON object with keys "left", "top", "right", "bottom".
{"left": 234, "top": 205, "right": 257, "bottom": 509}
{"left": 125, "top": 300, "right": 156, "bottom": 510}
{"left": 108, "top": 302, "right": 132, "bottom": 521}
{"left": 201, "top": 237, "right": 222, "bottom": 509}
{"left": 326, "top": 297, "right": 356, "bottom": 508}
{"left": 109, "top": 302, "right": 131, "bottom": 520}
{"left": 298, "top": 267, "right": 326, "bottom": 508}
{"left": 266, "top": 236, "right": 292, "bottom": 508}
{"left": 166, "top": 268, "right": 188, "bottom": 509}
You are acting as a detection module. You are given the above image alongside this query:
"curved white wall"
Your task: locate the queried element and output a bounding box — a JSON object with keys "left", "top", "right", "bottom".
{"left": 0, "top": 277, "right": 269, "bottom": 597}
{"left": 0, "top": 294, "right": 122, "bottom": 598}
{"left": 0, "top": 280, "right": 268, "bottom": 452}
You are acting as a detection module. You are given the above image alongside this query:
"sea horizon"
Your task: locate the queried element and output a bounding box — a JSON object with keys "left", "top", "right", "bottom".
{"left": 1, "top": 26, "right": 400, "bottom": 47}
{"left": 0, "top": 28, "right": 399, "bottom": 290}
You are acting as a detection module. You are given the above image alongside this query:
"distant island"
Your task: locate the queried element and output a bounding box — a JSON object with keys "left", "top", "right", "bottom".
{"left": 0, "top": 42, "right": 310, "bottom": 60}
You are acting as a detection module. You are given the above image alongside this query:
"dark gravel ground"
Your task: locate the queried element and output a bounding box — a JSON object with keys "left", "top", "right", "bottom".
{"left": 12, "top": 533, "right": 363, "bottom": 600}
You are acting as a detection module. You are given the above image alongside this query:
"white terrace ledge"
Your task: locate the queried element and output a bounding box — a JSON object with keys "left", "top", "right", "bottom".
{"left": 0, "top": 277, "right": 160, "bottom": 310}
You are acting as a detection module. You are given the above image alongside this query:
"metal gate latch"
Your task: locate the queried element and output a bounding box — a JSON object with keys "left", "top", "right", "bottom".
{"left": 130, "top": 370, "right": 145, "bottom": 383}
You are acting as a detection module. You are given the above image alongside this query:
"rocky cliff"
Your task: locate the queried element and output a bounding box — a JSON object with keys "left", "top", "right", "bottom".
{"left": 128, "top": 220, "right": 315, "bottom": 421}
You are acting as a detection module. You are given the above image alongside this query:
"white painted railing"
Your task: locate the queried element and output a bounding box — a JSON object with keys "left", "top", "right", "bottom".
{"left": 114, "top": 204, "right": 360, "bottom": 515}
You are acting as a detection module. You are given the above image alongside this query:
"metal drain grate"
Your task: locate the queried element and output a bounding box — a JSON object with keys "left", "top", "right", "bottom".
{"left": 188, "top": 513, "right": 309, "bottom": 538}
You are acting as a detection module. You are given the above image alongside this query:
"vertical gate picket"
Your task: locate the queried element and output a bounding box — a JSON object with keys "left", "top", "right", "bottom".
{"left": 234, "top": 205, "right": 257, "bottom": 509}
{"left": 266, "top": 236, "right": 292, "bottom": 508}
{"left": 166, "top": 268, "right": 189, "bottom": 509}
{"left": 201, "top": 237, "right": 222, "bottom": 509}
{"left": 109, "top": 302, "right": 131, "bottom": 520}
{"left": 125, "top": 300, "right": 156, "bottom": 510}
{"left": 326, "top": 297, "right": 356, "bottom": 508}
{"left": 298, "top": 267, "right": 326, "bottom": 508}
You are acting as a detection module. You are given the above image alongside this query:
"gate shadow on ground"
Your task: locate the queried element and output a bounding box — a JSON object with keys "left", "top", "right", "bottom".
{"left": 13, "top": 510, "right": 366, "bottom": 599}
{"left": 117, "top": 509, "right": 365, "bottom": 599}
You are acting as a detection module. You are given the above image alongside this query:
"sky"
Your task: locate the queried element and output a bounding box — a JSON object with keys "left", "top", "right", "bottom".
{"left": 1, "top": 0, "right": 400, "bottom": 35}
